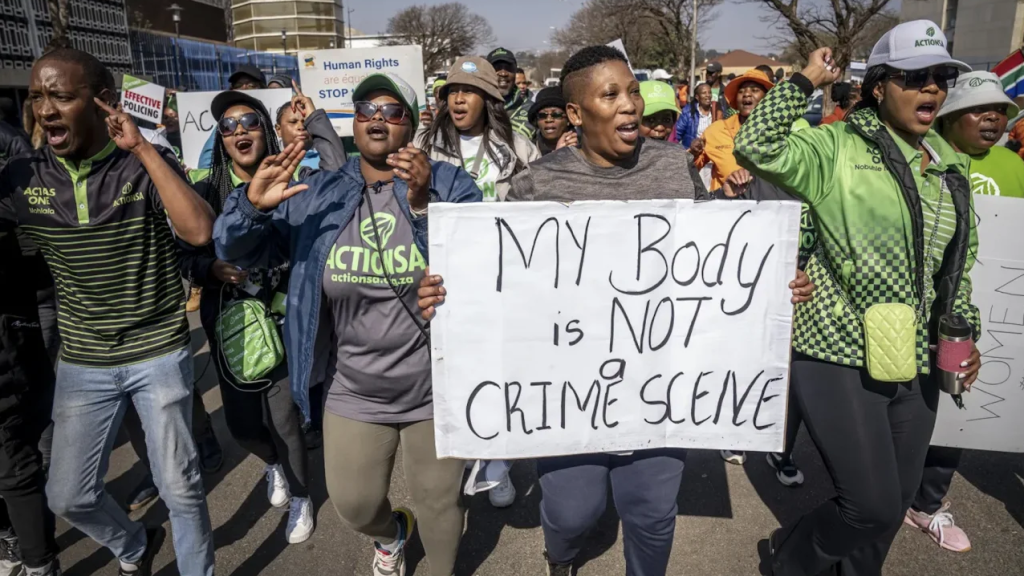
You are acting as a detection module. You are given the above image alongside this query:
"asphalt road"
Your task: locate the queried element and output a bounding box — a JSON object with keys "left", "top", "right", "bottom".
{"left": 54, "top": 318, "right": 1024, "bottom": 576}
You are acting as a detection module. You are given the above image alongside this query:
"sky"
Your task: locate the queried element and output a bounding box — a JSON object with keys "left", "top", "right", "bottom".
{"left": 345, "top": 0, "right": 787, "bottom": 57}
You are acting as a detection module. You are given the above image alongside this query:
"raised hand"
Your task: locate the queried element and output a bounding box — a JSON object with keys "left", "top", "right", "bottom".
{"left": 556, "top": 130, "right": 578, "bottom": 150}
{"left": 290, "top": 79, "right": 316, "bottom": 118}
{"left": 247, "top": 141, "right": 310, "bottom": 211}
{"left": 802, "top": 47, "right": 843, "bottom": 89}
{"left": 386, "top": 145, "right": 432, "bottom": 211}
{"left": 94, "top": 97, "right": 147, "bottom": 153}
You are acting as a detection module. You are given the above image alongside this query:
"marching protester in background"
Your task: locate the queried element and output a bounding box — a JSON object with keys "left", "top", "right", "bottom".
{"left": 820, "top": 82, "right": 860, "bottom": 125}
{"left": 515, "top": 68, "right": 535, "bottom": 102}
{"left": 273, "top": 81, "right": 348, "bottom": 174}
{"left": 2, "top": 48, "right": 216, "bottom": 576}
{"left": 692, "top": 69, "right": 775, "bottom": 201}
{"left": 420, "top": 78, "right": 448, "bottom": 128}
{"left": 267, "top": 75, "right": 292, "bottom": 90}
{"left": 671, "top": 82, "right": 720, "bottom": 146}
{"left": 705, "top": 61, "right": 735, "bottom": 118}
{"left": 418, "top": 56, "right": 537, "bottom": 509}
{"left": 638, "top": 80, "right": 680, "bottom": 141}
{"left": 215, "top": 72, "right": 480, "bottom": 576}
{"left": 487, "top": 48, "right": 536, "bottom": 139}
{"left": 418, "top": 56, "right": 539, "bottom": 204}
{"left": 161, "top": 93, "right": 183, "bottom": 162}
{"left": 936, "top": 71, "right": 1024, "bottom": 198}
{"left": 735, "top": 22, "right": 982, "bottom": 576}
{"left": 528, "top": 86, "right": 576, "bottom": 156}
{"left": 186, "top": 90, "right": 324, "bottom": 545}
{"left": 901, "top": 71, "right": 1024, "bottom": 555}
{"left": 417, "top": 45, "right": 815, "bottom": 576}
{"left": 0, "top": 117, "right": 60, "bottom": 576}
{"left": 676, "top": 79, "right": 689, "bottom": 107}
{"left": 197, "top": 64, "right": 268, "bottom": 169}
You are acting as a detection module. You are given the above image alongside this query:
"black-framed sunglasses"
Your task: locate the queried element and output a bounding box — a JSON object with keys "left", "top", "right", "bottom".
{"left": 536, "top": 111, "right": 566, "bottom": 121}
{"left": 354, "top": 101, "right": 409, "bottom": 125}
{"left": 889, "top": 65, "right": 960, "bottom": 89}
{"left": 218, "top": 113, "right": 262, "bottom": 136}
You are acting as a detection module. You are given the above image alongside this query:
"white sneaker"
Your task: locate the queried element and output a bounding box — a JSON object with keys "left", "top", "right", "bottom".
{"left": 0, "top": 559, "right": 21, "bottom": 576}
{"left": 265, "top": 464, "right": 291, "bottom": 509}
{"left": 488, "top": 472, "right": 516, "bottom": 508}
{"left": 372, "top": 508, "right": 414, "bottom": 576}
{"left": 286, "top": 497, "right": 314, "bottom": 544}
{"left": 720, "top": 450, "right": 747, "bottom": 465}
{"left": 0, "top": 531, "right": 22, "bottom": 576}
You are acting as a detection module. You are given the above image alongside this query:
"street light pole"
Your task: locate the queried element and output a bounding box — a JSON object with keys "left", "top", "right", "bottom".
{"left": 281, "top": 29, "right": 288, "bottom": 55}
{"left": 690, "top": 0, "right": 697, "bottom": 90}
{"left": 168, "top": 4, "right": 184, "bottom": 89}
{"left": 347, "top": 7, "right": 355, "bottom": 48}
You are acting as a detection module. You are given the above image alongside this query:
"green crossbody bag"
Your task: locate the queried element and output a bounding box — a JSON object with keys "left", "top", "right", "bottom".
{"left": 819, "top": 178, "right": 946, "bottom": 382}
{"left": 214, "top": 280, "right": 285, "bottom": 391}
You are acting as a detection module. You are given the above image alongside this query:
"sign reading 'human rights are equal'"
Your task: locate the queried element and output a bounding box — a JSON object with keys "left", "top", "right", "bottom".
{"left": 429, "top": 200, "right": 802, "bottom": 459}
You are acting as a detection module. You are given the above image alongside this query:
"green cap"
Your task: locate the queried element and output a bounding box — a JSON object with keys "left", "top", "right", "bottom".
{"left": 431, "top": 78, "right": 447, "bottom": 92}
{"left": 352, "top": 72, "right": 421, "bottom": 131}
{"left": 639, "top": 80, "right": 680, "bottom": 118}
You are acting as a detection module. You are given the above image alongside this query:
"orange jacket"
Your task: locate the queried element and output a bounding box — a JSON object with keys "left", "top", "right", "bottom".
{"left": 694, "top": 115, "right": 742, "bottom": 191}
{"left": 1011, "top": 122, "right": 1024, "bottom": 160}
{"left": 819, "top": 107, "right": 847, "bottom": 126}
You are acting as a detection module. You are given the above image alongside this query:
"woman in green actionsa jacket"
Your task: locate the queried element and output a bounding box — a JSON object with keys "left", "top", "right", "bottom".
{"left": 734, "top": 20, "right": 982, "bottom": 576}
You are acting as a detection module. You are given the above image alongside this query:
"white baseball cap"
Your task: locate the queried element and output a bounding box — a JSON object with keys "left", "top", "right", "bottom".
{"left": 938, "top": 71, "right": 1020, "bottom": 119}
{"left": 651, "top": 69, "right": 672, "bottom": 80}
{"left": 867, "top": 20, "right": 971, "bottom": 72}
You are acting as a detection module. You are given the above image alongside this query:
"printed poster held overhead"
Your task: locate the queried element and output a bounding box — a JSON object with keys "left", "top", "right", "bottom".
{"left": 298, "top": 46, "right": 425, "bottom": 137}
{"left": 428, "top": 200, "right": 801, "bottom": 460}
{"left": 120, "top": 75, "right": 165, "bottom": 124}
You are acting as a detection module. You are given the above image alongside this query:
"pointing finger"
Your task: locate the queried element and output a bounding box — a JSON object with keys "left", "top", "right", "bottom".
{"left": 93, "top": 97, "right": 119, "bottom": 116}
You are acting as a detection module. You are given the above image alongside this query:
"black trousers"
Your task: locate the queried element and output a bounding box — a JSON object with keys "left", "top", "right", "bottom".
{"left": 216, "top": 358, "right": 309, "bottom": 498}
{"left": 771, "top": 354, "right": 938, "bottom": 576}
{"left": 0, "top": 314, "right": 58, "bottom": 569}
{"left": 782, "top": 369, "right": 804, "bottom": 458}
{"left": 912, "top": 446, "right": 962, "bottom": 515}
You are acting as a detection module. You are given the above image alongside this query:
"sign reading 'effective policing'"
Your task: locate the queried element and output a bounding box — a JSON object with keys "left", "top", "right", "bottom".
{"left": 120, "top": 75, "right": 165, "bottom": 124}
{"left": 429, "top": 200, "right": 802, "bottom": 459}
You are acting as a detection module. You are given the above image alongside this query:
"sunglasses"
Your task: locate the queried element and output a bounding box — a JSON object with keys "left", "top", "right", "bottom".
{"left": 536, "top": 111, "right": 566, "bottom": 121}
{"left": 889, "top": 65, "right": 960, "bottom": 89}
{"left": 354, "top": 101, "right": 409, "bottom": 125}
{"left": 218, "top": 113, "right": 262, "bottom": 136}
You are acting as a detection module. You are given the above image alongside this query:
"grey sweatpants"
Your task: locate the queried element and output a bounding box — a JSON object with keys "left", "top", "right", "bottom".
{"left": 324, "top": 413, "right": 465, "bottom": 575}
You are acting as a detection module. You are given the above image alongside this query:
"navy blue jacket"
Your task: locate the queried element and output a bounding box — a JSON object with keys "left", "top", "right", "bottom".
{"left": 213, "top": 156, "right": 482, "bottom": 420}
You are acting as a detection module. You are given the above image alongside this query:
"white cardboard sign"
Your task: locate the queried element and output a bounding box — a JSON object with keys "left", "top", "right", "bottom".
{"left": 120, "top": 75, "right": 165, "bottom": 124}
{"left": 429, "top": 200, "right": 801, "bottom": 460}
{"left": 298, "top": 46, "right": 425, "bottom": 137}
{"left": 176, "top": 88, "right": 292, "bottom": 169}
{"left": 932, "top": 195, "right": 1024, "bottom": 453}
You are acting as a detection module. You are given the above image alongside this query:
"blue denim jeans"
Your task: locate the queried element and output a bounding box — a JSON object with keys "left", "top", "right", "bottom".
{"left": 45, "top": 348, "right": 214, "bottom": 576}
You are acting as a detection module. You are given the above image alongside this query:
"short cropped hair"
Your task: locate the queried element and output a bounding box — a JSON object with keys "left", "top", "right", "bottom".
{"left": 560, "top": 45, "right": 629, "bottom": 103}
{"left": 36, "top": 48, "right": 115, "bottom": 100}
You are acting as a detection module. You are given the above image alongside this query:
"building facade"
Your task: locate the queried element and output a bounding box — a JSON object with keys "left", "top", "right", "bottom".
{"left": 902, "top": 0, "right": 1024, "bottom": 69}
{"left": 231, "top": 0, "right": 344, "bottom": 55}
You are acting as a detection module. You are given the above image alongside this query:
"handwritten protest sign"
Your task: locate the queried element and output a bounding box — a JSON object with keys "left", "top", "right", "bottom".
{"left": 298, "top": 46, "right": 425, "bottom": 137}
{"left": 429, "top": 200, "right": 801, "bottom": 459}
{"left": 176, "top": 88, "right": 292, "bottom": 169}
{"left": 932, "top": 195, "right": 1024, "bottom": 453}
{"left": 120, "top": 75, "right": 165, "bottom": 124}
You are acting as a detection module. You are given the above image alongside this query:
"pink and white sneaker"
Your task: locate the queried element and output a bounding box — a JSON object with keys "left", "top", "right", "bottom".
{"left": 904, "top": 502, "right": 972, "bottom": 552}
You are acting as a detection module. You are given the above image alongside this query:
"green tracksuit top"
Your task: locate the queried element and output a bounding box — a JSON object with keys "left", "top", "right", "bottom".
{"left": 734, "top": 78, "right": 980, "bottom": 373}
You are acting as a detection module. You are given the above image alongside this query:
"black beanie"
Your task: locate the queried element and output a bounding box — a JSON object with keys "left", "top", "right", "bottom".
{"left": 528, "top": 86, "right": 568, "bottom": 125}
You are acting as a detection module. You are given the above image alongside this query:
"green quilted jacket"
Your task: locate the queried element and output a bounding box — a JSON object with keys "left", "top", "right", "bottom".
{"left": 734, "top": 79, "right": 981, "bottom": 374}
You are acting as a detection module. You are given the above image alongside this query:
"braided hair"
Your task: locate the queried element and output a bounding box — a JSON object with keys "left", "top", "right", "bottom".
{"left": 207, "top": 100, "right": 280, "bottom": 214}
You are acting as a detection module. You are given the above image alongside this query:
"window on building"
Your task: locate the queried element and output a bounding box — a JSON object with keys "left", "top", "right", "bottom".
{"left": 298, "top": 35, "right": 338, "bottom": 50}
{"left": 233, "top": 21, "right": 254, "bottom": 37}
{"left": 253, "top": 2, "right": 297, "bottom": 18}
{"left": 256, "top": 35, "right": 298, "bottom": 52}
{"left": 295, "top": 2, "right": 334, "bottom": 18}
{"left": 232, "top": 4, "right": 252, "bottom": 22}
{"left": 236, "top": 37, "right": 256, "bottom": 50}
{"left": 252, "top": 18, "right": 298, "bottom": 35}
{"left": 295, "top": 18, "right": 335, "bottom": 33}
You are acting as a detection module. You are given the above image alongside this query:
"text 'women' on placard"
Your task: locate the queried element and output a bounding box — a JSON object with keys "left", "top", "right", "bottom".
{"left": 428, "top": 200, "right": 802, "bottom": 459}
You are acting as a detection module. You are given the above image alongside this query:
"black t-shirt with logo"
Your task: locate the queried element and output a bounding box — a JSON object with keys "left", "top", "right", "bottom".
{"left": 0, "top": 141, "right": 189, "bottom": 367}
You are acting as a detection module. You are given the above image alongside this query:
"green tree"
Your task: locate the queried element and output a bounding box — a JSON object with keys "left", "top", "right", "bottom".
{"left": 384, "top": 3, "right": 496, "bottom": 75}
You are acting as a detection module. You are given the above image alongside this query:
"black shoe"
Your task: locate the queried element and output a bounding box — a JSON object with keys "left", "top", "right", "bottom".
{"left": 118, "top": 527, "right": 165, "bottom": 576}
{"left": 543, "top": 551, "right": 572, "bottom": 576}
{"left": 0, "top": 531, "right": 23, "bottom": 575}
{"left": 196, "top": 428, "right": 223, "bottom": 474}
{"left": 126, "top": 475, "right": 159, "bottom": 512}
{"left": 304, "top": 428, "right": 322, "bottom": 450}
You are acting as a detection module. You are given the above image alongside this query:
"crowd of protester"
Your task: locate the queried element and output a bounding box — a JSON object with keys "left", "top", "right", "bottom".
{"left": 0, "top": 16, "right": 1022, "bottom": 576}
